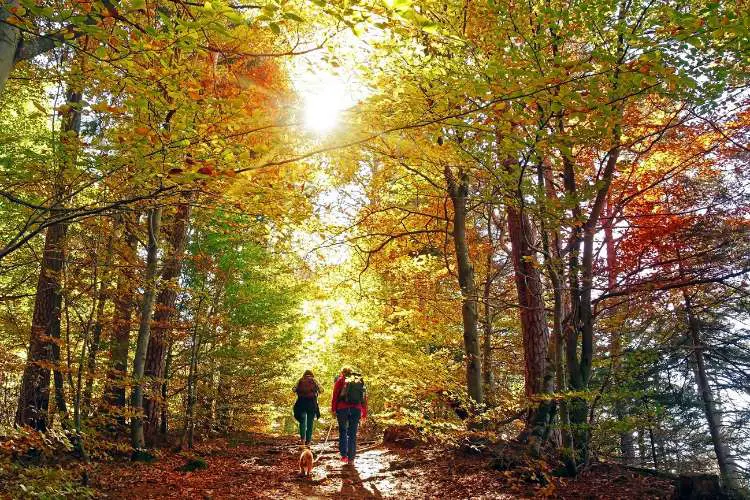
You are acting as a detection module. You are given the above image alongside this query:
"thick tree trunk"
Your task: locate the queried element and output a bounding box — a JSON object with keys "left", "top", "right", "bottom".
{"left": 506, "top": 207, "right": 549, "bottom": 397}
{"left": 0, "top": 4, "right": 20, "bottom": 96}
{"left": 103, "top": 215, "right": 138, "bottom": 421}
{"left": 131, "top": 208, "right": 162, "bottom": 452}
{"left": 684, "top": 292, "right": 739, "bottom": 491}
{"left": 444, "top": 166, "right": 483, "bottom": 405}
{"left": 15, "top": 88, "right": 81, "bottom": 430}
{"left": 500, "top": 153, "right": 553, "bottom": 451}
{"left": 143, "top": 197, "right": 192, "bottom": 445}
{"left": 506, "top": 202, "right": 553, "bottom": 452}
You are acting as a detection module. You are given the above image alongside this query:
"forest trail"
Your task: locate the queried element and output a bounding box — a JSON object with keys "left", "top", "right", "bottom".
{"left": 90, "top": 433, "right": 676, "bottom": 499}
{"left": 93, "top": 434, "right": 467, "bottom": 499}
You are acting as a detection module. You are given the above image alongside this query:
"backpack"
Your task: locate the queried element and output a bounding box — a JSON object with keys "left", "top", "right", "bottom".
{"left": 339, "top": 374, "right": 366, "bottom": 404}
{"left": 297, "top": 377, "right": 317, "bottom": 399}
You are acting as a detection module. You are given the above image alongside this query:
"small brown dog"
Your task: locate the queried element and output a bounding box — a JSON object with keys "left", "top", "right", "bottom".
{"left": 299, "top": 446, "right": 314, "bottom": 477}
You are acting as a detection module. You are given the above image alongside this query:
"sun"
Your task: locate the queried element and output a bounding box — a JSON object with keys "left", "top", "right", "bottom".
{"left": 300, "top": 72, "right": 350, "bottom": 134}
{"left": 291, "top": 51, "right": 365, "bottom": 135}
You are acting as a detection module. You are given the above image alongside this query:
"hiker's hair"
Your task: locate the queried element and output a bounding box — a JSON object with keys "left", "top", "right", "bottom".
{"left": 341, "top": 366, "right": 354, "bottom": 376}
{"left": 303, "top": 369, "right": 314, "bottom": 377}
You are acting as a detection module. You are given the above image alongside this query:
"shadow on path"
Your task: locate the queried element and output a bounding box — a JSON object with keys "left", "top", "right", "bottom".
{"left": 340, "top": 463, "right": 383, "bottom": 499}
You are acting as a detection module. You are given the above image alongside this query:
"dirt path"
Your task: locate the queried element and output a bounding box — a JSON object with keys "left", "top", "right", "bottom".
{"left": 91, "top": 434, "right": 675, "bottom": 499}
{"left": 93, "top": 436, "right": 446, "bottom": 499}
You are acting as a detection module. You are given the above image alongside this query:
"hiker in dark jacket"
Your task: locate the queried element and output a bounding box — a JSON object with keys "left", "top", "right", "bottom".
{"left": 293, "top": 370, "right": 321, "bottom": 445}
{"left": 331, "top": 366, "right": 367, "bottom": 464}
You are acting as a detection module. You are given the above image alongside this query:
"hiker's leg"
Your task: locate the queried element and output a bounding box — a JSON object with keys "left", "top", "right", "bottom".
{"left": 299, "top": 412, "right": 307, "bottom": 442}
{"left": 347, "top": 408, "right": 361, "bottom": 460}
{"left": 305, "top": 410, "right": 314, "bottom": 443}
{"left": 336, "top": 409, "right": 348, "bottom": 457}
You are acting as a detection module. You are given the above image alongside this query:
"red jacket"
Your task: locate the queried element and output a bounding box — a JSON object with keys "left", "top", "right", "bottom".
{"left": 331, "top": 375, "right": 367, "bottom": 419}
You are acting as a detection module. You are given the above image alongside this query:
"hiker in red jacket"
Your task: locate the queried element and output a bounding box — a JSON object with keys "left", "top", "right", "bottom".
{"left": 331, "top": 366, "right": 367, "bottom": 464}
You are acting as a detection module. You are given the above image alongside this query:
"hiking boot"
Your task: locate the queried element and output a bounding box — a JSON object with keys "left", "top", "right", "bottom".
{"left": 305, "top": 440, "right": 311, "bottom": 446}
{"left": 340, "top": 456, "right": 349, "bottom": 464}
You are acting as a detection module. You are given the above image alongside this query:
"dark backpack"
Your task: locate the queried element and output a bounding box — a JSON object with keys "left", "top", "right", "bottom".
{"left": 297, "top": 377, "right": 317, "bottom": 399}
{"left": 339, "top": 374, "right": 366, "bottom": 404}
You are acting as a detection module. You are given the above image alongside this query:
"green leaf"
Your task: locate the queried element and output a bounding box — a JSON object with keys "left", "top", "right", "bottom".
{"left": 269, "top": 22, "right": 281, "bottom": 35}
{"left": 422, "top": 22, "right": 439, "bottom": 34}
{"left": 283, "top": 12, "right": 305, "bottom": 22}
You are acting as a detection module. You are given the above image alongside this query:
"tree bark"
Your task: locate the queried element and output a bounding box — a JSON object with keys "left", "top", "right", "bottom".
{"left": 0, "top": 4, "right": 21, "bottom": 96}
{"left": 131, "top": 207, "right": 162, "bottom": 451}
{"left": 506, "top": 202, "right": 554, "bottom": 451}
{"left": 603, "top": 199, "right": 635, "bottom": 463}
{"left": 181, "top": 323, "right": 200, "bottom": 449}
{"left": 539, "top": 163, "right": 573, "bottom": 455}
{"left": 481, "top": 270, "right": 494, "bottom": 400}
{"left": 143, "top": 196, "right": 192, "bottom": 445}
{"left": 0, "top": 2, "right": 95, "bottom": 95}
{"left": 499, "top": 154, "right": 553, "bottom": 452}
{"left": 103, "top": 214, "right": 138, "bottom": 421}
{"left": 482, "top": 207, "right": 498, "bottom": 403}
{"left": 82, "top": 230, "right": 114, "bottom": 414}
{"left": 15, "top": 88, "right": 81, "bottom": 430}
{"left": 160, "top": 341, "right": 173, "bottom": 435}
{"left": 217, "top": 364, "right": 233, "bottom": 435}
{"left": 444, "top": 166, "right": 483, "bottom": 405}
{"left": 684, "top": 292, "right": 739, "bottom": 490}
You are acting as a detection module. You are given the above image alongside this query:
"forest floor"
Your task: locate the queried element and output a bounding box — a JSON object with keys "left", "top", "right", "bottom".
{"left": 87, "top": 433, "right": 677, "bottom": 499}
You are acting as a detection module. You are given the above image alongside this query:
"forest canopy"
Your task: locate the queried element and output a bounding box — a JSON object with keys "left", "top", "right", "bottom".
{"left": 0, "top": 0, "right": 748, "bottom": 497}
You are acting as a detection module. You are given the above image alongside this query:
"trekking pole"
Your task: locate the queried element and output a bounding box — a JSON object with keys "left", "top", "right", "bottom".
{"left": 323, "top": 420, "right": 333, "bottom": 446}
{"left": 313, "top": 421, "right": 335, "bottom": 464}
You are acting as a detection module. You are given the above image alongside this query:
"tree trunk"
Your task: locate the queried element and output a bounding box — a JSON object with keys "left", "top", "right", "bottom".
{"left": 556, "top": 1, "right": 625, "bottom": 466}
{"left": 444, "top": 166, "right": 483, "bottom": 405}
{"left": 131, "top": 207, "right": 162, "bottom": 452}
{"left": 499, "top": 153, "right": 553, "bottom": 452}
{"left": 0, "top": 4, "right": 20, "bottom": 96}
{"left": 538, "top": 162, "right": 574, "bottom": 457}
{"left": 180, "top": 281, "right": 208, "bottom": 450}
{"left": 143, "top": 196, "right": 192, "bottom": 445}
{"left": 181, "top": 324, "right": 200, "bottom": 450}
{"left": 506, "top": 202, "right": 553, "bottom": 452}
{"left": 481, "top": 274, "right": 494, "bottom": 400}
{"left": 217, "top": 365, "right": 232, "bottom": 435}
{"left": 160, "top": 341, "right": 173, "bottom": 435}
{"left": 52, "top": 290, "right": 70, "bottom": 427}
{"left": 684, "top": 292, "right": 739, "bottom": 490}
{"left": 103, "top": 214, "right": 139, "bottom": 422}
{"left": 561, "top": 137, "right": 621, "bottom": 471}
{"left": 15, "top": 88, "right": 81, "bottom": 430}
{"left": 482, "top": 207, "right": 497, "bottom": 403}
{"left": 647, "top": 427, "right": 660, "bottom": 470}
{"left": 83, "top": 230, "right": 114, "bottom": 414}
{"left": 603, "top": 200, "right": 635, "bottom": 464}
